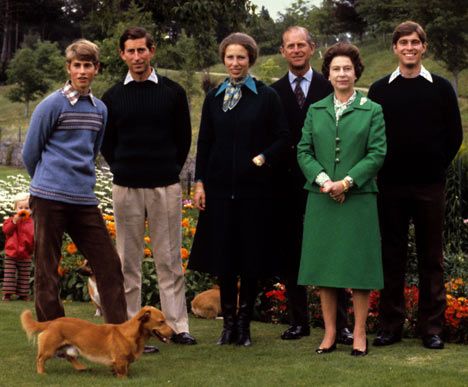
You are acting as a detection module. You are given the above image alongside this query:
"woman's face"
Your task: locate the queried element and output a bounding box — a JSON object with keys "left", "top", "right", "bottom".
{"left": 328, "top": 55, "right": 356, "bottom": 94}
{"left": 224, "top": 44, "right": 250, "bottom": 80}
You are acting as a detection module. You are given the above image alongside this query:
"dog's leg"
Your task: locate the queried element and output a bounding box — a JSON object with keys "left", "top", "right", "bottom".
{"left": 66, "top": 356, "right": 87, "bottom": 371}
{"left": 113, "top": 359, "right": 129, "bottom": 378}
{"left": 36, "top": 333, "right": 58, "bottom": 374}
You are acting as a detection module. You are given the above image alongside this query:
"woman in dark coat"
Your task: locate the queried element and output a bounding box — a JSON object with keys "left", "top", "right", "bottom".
{"left": 189, "top": 32, "right": 289, "bottom": 346}
{"left": 297, "top": 43, "right": 386, "bottom": 356}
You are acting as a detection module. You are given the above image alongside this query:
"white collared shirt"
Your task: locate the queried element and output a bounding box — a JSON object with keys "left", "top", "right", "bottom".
{"left": 388, "top": 64, "right": 433, "bottom": 83}
{"left": 123, "top": 68, "right": 159, "bottom": 85}
{"left": 288, "top": 67, "right": 313, "bottom": 97}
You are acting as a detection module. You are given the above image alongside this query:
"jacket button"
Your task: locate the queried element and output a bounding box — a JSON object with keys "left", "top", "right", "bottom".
{"left": 335, "top": 158, "right": 340, "bottom": 163}
{"left": 335, "top": 147, "right": 340, "bottom": 152}
{"left": 336, "top": 137, "right": 341, "bottom": 142}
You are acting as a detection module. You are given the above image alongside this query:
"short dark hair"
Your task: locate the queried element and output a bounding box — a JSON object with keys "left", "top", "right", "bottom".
{"left": 119, "top": 27, "right": 155, "bottom": 51}
{"left": 281, "top": 26, "right": 314, "bottom": 48}
{"left": 219, "top": 32, "right": 258, "bottom": 66}
{"left": 392, "top": 21, "right": 427, "bottom": 45}
{"left": 321, "top": 42, "right": 364, "bottom": 81}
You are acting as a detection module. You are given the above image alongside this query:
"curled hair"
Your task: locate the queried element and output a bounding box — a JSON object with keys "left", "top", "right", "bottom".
{"left": 392, "top": 20, "right": 427, "bottom": 45}
{"left": 219, "top": 32, "right": 258, "bottom": 66}
{"left": 321, "top": 42, "right": 364, "bottom": 81}
{"left": 65, "top": 39, "right": 99, "bottom": 64}
{"left": 119, "top": 27, "right": 155, "bottom": 51}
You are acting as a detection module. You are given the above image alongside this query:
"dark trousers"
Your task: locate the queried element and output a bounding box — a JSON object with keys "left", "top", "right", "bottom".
{"left": 31, "top": 196, "right": 127, "bottom": 323}
{"left": 377, "top": 182, "right": 446, "bottom": 336}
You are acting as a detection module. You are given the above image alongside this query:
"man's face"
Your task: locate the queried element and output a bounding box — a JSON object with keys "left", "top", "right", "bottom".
{"left": 120, "top": 38, "right": 154, "bottom": 78}
{"left": 393, "top": 31, "right": 427, "bottom": 69}
{"left": 66, "top": 60, "right": 98, "bottom": 94}
{"left": 280, "top": 29, "right": 315, "bottom": 73}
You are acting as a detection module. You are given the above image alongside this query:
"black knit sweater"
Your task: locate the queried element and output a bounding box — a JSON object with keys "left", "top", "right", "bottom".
{"left": 101, "top": 76, "right": 191, "bottom": 188}
{"left": 368, "top": 73, "right": 463, "bottom": 184}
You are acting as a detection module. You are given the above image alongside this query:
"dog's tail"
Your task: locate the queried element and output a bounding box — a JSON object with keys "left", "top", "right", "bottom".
{"left": 20, "top": 309, "right": 50, "bottom": 341}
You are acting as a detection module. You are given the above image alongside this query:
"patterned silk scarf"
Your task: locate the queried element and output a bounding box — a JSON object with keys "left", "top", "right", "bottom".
{"left": 222, "top": 77, "right": 247, "bottom": 112}
{"left": 333, "top": 90, "right": 356, "bottom": 122}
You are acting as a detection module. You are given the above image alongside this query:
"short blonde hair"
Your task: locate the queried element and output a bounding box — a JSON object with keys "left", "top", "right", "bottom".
{"left": 65, "top": 39, "right": 100, "bottom": 65}
{"left": 13, "top": 192, "right": 30, "bottom": 209}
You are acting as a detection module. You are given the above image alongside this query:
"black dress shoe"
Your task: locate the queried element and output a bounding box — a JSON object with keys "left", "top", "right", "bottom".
{"left": 281, "top": 325, "right": 311, "bottom": 340}
{"left": 315, "top": 342, "right": 337, "bottom": 354}
{"left": 336, "top": 327, "right": 353, "bottom": 345}
{"left": 422, "top": 335, "right": 444, "bottom": 349}
{"left": 171, "top": 332, "right": 197, "bottom": 345}
{"left": 351, "top": 339, "right": 368, "bottom": 356}
{"left": 143, "top": 345, "right": 160, "bottom": 354}
{"left": 372, "top": 331, "right": 401, "bottom": 346}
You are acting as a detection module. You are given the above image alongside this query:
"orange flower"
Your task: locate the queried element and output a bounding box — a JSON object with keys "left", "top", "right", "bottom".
{"left": 144, "top": 248, "right": 152, "bottom": 257}
{"left": 190, "top": 227, "right": 196, "bottom": 237}
{"left": 144, "top": 236, "right": 151, "bottom": 244}
{"left": 17, "top": 209, "right": 30, "bottom": 220}
{"left": 57, "top": 256, "right": 66, "bottom": 277}
{"left": 66, "top": 242, "right": 78, "bottom": 255}
{"left": 181, "top": 218, "right": 190, "bottom": 228}
{"left": 180, "top": 248, "right": 189, "bottom": 259}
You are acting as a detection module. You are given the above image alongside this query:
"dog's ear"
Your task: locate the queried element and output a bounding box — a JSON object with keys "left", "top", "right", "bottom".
{"left": 138, "top": 311, "right": 151, "bottom": 323}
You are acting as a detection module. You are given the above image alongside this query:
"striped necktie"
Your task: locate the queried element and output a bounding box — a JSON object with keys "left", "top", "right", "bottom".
{"left": 294, "top": 77, "right": 305, "bottom": 108}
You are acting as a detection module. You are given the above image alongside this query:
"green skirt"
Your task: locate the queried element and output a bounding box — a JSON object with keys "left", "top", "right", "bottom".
{"left": 298, "top": 192, "right": 383, "bottom": 289}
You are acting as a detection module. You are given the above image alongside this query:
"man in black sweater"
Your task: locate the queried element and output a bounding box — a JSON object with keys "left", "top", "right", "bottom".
{"left": 271, "top": 26, "right": 352, "bottom": 344}
{"left": 101, "top": 27, "right": 196, "bottom": 349}
{"left": 368, "top": 21, "right": 463, "bottom": 350}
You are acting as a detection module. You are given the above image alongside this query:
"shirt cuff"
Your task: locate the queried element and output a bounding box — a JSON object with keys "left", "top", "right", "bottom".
{"left": 315, "top": 172, "right": 331, "bottom": 187}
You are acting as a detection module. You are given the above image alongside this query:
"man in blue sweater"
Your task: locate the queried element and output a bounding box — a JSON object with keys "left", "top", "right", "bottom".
{"left": 368, "top": 21, "right": 463, "bottom": 350}
{"left": 22, "top": 39, "right": 127, "bottom": 324}
{"left": 101, "top": 27, "right": 195, "bottom": 348}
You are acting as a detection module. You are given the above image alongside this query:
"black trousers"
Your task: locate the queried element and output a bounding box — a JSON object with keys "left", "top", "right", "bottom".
{"left": 377, "top": 182, "right": 446, "bottom": 336}
{"left": 31, "top": 196, "right": 127, "bottom": 323}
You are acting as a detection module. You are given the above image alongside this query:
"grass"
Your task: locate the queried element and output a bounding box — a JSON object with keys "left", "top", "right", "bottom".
{"left": 0, "top": 165, "right": 28, "bottom": 180}
{"left": 1, "top": 300, "right": 467, "bottom": 386}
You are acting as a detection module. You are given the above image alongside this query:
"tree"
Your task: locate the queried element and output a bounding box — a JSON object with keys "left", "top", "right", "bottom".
{"left": 245, "top": 6, "right": 282, "bottom": 55}
{"left": 414, "top": 0, "right": 468, "bottom": 94}
{"left": 6, "top": 40, "right": 64, "bottom": 117}
{"left": 355, "top": 0, "right": 411, "bottom": 40}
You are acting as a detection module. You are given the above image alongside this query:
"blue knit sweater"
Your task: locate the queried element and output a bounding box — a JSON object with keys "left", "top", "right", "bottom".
{"left": 22, "top": 90, "right": 107, "bottom": 205}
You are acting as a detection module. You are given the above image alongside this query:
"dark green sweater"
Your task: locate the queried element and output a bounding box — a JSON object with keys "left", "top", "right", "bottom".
{"left": 101, "top": 76, "right": 191, "bottom": 188}
{"left": 368, "top": 73, "right": 462, "bottom": 184}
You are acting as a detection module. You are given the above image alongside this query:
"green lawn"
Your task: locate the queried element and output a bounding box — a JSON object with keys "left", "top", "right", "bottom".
{"left": 0, "top": 165, "right": 27, "bottom": 180}
{"left": 1, "top": 301, "right": 467, "bottom": 386}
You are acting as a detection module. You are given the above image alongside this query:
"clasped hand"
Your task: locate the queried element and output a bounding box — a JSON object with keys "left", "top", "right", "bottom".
{"left": 320, "top": 180, "right": 346, "bottom": 204}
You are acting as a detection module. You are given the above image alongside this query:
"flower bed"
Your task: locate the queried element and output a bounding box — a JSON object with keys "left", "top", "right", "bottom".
{"left": 0, "top": 170, "right": 466, "bottom": 343}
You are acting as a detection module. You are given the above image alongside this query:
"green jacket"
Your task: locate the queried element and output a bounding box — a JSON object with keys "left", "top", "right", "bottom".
{"left": 297, "top": 90, "right": 386, "bottom": 193}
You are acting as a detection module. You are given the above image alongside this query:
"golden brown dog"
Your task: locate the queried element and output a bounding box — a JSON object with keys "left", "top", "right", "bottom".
{"left": 191, "top": 286, "right": 222, "bottom": 319}
{"left": 20, "top": 306, "right": 173, "bottom": 378}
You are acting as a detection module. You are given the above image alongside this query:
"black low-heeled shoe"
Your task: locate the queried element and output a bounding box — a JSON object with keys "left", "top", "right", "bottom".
{"left": 351, "top": 339, "right": 368, "bottom": 356}
{"left": 315, "top": 342, "right": 337, "bottom": 354}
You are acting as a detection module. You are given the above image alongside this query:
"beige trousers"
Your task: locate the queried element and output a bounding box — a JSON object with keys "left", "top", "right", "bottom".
{"left": 112, "top": 183, "right": 189, "bottom": 333}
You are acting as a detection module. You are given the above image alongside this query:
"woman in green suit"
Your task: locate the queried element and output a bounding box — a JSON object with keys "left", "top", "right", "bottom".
{"left": 297, "top": 43, "right": 386, "bottom": 356}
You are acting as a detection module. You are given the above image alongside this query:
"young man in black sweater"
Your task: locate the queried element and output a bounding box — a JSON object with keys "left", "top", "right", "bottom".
{"left": 271, "top": 26, "right": 353, "bottom": 344}
{"left": 368, "top": 21, "right": 463, "bottom": 350}
{"left": 101, "top": 27, "right": 196, "bottom": 349}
